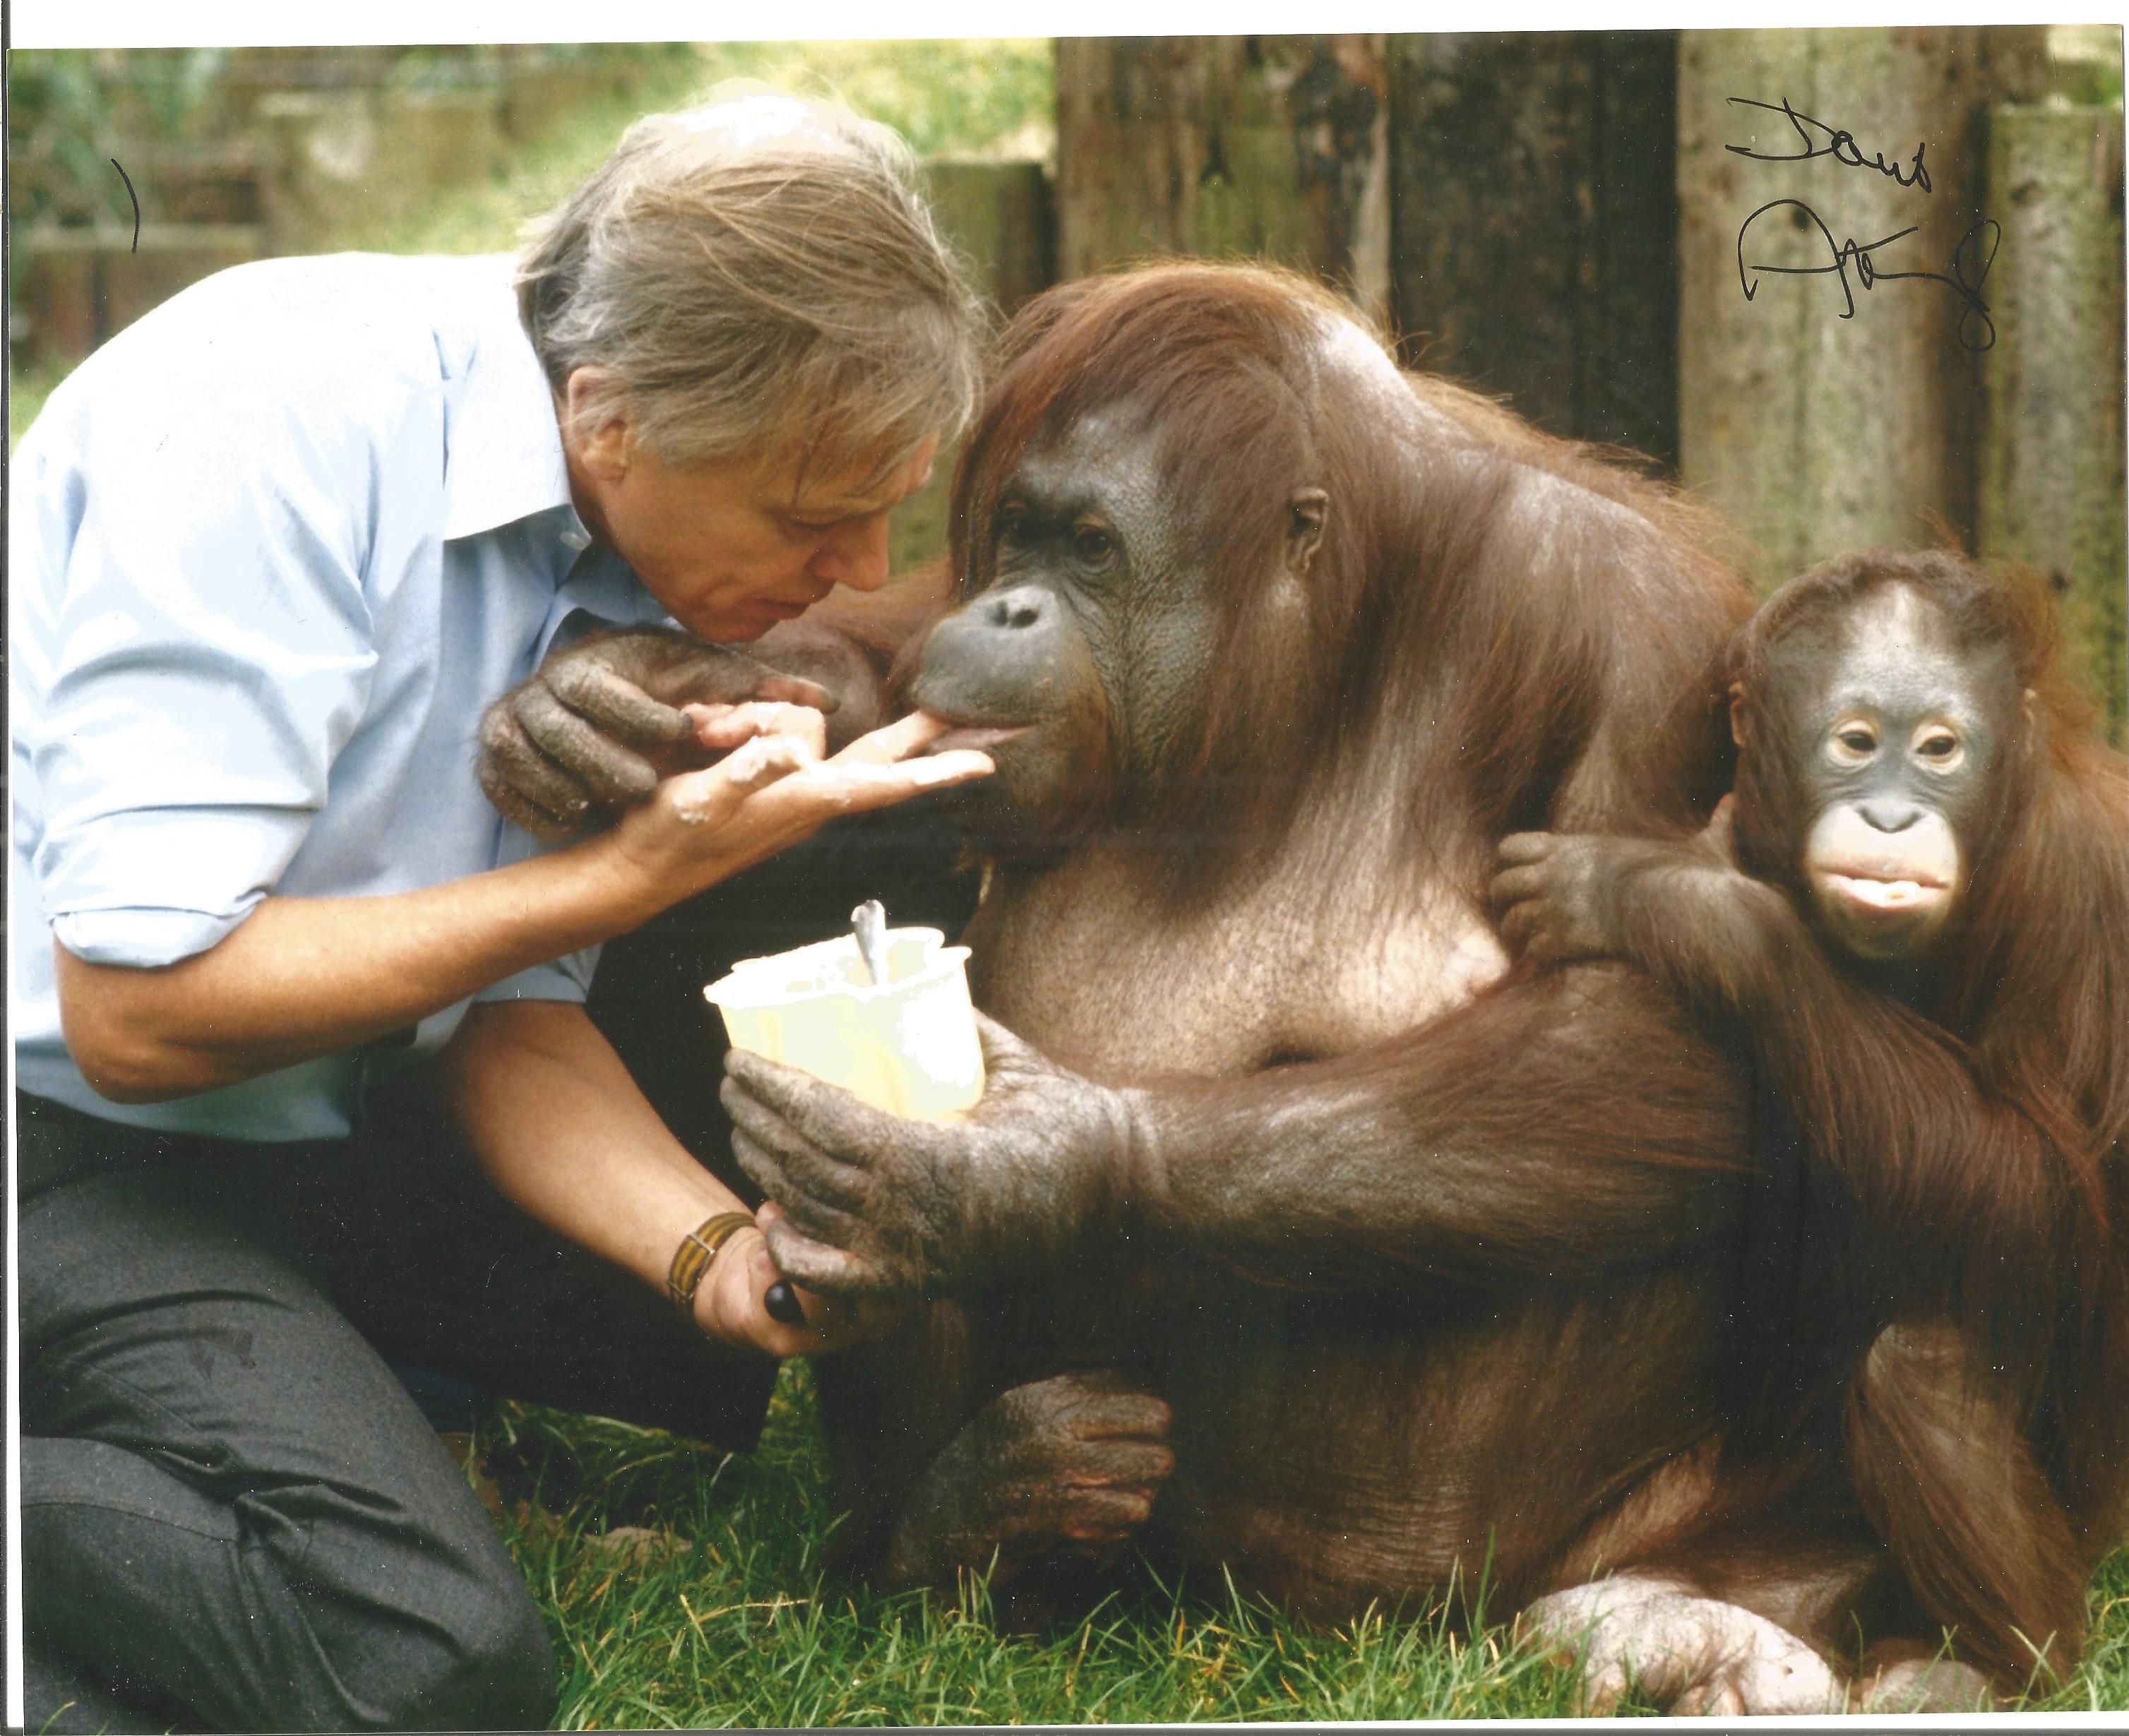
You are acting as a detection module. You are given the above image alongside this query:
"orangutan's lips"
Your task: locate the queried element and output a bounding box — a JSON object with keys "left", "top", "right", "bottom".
{"left": 1818, "top": 870, "right": 1950, "bottom": 913}
{"left": 928, "top": 723, "right": 1034, "bottom": 755}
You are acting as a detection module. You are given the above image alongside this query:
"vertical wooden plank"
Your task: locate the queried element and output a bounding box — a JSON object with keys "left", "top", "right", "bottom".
{"left": 1055, "top": 37, "right": 1209, "bottom": 275}
{"left": 1677, "top": 27, "right": 2046, "bottom": 589}
{"left": 1678, "top": 28, "right": 1818, "bottom": 585}
{"left": 923, "top": 157, "right": 1055, "bottom": 319}
{"left": 1589, "top": 33, "right": 1683, "bottom": 465}
{"left": 890, "top": 158, "right": 1057, "bottom": 575}
{"left": 1053, "top": 36, "right": 1391, "bottom": 318}
{"left": 1388, "top": 32, "right": 1678, "bottom": 462}
{"left": 1978, "top": 100, "right": 2128, "bottom": 743}
{"left": 1391, "top": 35, "right": 1592, "bottom": 434}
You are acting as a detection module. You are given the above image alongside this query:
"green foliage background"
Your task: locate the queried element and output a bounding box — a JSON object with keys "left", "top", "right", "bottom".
{"left": 340, "top": 40, "right": 1053, "bottom": 258}
{"left": 7, "top": 40, "right": 1052, "bottom": 443}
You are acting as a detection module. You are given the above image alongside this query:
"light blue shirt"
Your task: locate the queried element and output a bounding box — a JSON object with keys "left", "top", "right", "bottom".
{"left": 10, "top": 251, "right": 674, "bottom": 1142}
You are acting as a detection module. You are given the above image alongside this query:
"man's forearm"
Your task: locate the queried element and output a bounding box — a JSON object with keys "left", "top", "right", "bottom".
{"left": 56, "top": 827, "right": 670, "bottom": 1101}
{"left": 56, "top": 707, "right": 990, "bottom": 1103}
{"left": 443, "top": 1001, "right": 747, "bottom": 1294}
{"left": 447, "top": 1001, "right": 884, "bottom": 1358}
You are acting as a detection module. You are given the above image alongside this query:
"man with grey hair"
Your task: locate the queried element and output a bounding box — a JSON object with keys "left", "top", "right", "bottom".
{"left": 12, "top": 91, "right": 989, "bottom": 1732}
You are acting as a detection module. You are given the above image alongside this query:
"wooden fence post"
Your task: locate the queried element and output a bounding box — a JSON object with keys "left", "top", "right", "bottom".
{"left": 1388, "top": 32, "right": 1681, "bottom": 463}
{"left": 889, "top": 157, "right": 1056, "bottom": 575}
{"left": 1676, "top": 28, "right": 2047, "bottom": 589}
{"left": 16, "top": 225, "right": 268, "bottom": 361}
{"left": 1054, "top": 36, "right": 1392, "bottom": 323}
{"left": 1977, "top": 100, "right": 2128, "bottom": 744}
{"left": 925, "top": 157, "right": 1055, "bottom": 320}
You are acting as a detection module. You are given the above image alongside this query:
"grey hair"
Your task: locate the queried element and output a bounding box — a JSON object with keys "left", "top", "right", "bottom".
{"left": 516, "top": 87, "right": 984, "bottom": 491}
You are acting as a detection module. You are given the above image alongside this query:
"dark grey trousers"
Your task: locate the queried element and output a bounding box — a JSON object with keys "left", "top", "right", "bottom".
{"left": 17, "top": 808, "right": 979, "bottom": 1734}
{"left": 16, "top": 1087, "right": 775, "bottom": 1735}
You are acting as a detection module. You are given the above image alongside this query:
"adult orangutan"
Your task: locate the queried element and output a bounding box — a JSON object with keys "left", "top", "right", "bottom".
{"left": 487, "top": 265, "right": 2005, "bottom": 1711}
{"left": 1491, "top": 550, "right": 2129, "bottom": 1695}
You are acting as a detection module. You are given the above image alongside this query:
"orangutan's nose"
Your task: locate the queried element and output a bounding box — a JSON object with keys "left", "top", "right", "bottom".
{"left": 984, "top": 587, "right": 1048, "bottom": 631}
{"left": 1860, "top": 801, "right": 1922, "bottom": 834}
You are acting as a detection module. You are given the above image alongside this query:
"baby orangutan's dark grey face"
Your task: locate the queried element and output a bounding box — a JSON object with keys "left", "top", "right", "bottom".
{"left": 910, "top": 411, "right": 1228, "bottom": 854}
{"left": 1759, "top": 584, "right": 2024, "bottom": 964}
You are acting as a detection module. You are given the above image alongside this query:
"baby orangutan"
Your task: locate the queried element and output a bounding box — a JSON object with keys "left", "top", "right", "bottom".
{"left": 1493, "top": 549, "right": 2129, "bottom": 1699}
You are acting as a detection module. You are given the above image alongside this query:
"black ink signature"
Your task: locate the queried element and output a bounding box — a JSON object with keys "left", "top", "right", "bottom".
{"left": 109, "top": 157, "right": 140, "bottom": 251}
{"left": 1736, "top": 200, "right": 1998, "bottom": 352}
{"left": 1726, "top": 96, "right": 1930, "bottom": 193}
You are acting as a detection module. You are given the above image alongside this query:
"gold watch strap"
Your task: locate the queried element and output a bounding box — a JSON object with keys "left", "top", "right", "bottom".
{"left": 666, "top": 1211, "right": 758, "bottom": 1318}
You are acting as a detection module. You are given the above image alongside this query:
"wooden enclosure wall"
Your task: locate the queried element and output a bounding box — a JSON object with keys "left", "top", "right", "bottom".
{"left": 1046, "top": 29, "right": 2125, "bottom": 738}
{"left": 1388, "top": 33, "right": 1679, "bottom": 466}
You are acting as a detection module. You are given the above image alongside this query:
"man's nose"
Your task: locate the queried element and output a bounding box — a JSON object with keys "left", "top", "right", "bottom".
{"left": 810, "top": 512, "right": 892, "bottom": 592}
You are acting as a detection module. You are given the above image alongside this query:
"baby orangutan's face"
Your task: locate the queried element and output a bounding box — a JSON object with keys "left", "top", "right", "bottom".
{"left": 1758, "top": 585, "right": 2023, "bottom": 965}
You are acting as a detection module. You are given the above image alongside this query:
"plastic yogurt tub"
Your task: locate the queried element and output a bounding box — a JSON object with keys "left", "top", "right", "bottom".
{"left": 704, "top": 926, "right": 985, "bottom": 1123}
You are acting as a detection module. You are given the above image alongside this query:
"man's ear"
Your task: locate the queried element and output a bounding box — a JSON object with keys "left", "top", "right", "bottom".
{"left": 563, "top": 367, "right": 633, "bottom": 484}
{"left": 1287, "top": 487, "right": 1328, "bottom": 578}
{"left": 1727, "top": 681, "right": 1749, "bottom": 749}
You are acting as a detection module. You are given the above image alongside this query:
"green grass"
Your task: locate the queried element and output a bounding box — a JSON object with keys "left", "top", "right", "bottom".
{"left": 484, "top": 1367, "right": 2129, "bottom": 1725}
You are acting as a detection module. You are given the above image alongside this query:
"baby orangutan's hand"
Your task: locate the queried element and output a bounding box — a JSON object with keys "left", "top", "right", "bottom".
{"left": 1491, "top": 832, "right": 1646, "bottom": 966}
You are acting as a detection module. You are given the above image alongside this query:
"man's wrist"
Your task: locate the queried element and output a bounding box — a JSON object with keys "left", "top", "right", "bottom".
{"left": 576, "top": 817, "right": 714, "bottom": 931}
{"left": 689, "top": 1223, "right": 768, "bottom": 1348}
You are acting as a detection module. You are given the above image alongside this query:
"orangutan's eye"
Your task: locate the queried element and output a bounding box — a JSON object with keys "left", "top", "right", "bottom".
{"left": 1914, "top": 725, "right": 1964, "bottom": 770}
{"left": 1828, "top": 722, "right": 1879, "bottom": 764}
{"left": 997, "top": 505, "right": 1031, "bottom": 549}
{"left": 1073, "top": 525, "right": 1117, "bottom": 568}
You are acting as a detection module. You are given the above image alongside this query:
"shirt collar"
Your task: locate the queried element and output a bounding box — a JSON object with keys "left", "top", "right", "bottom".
{"left": 441, "top": 257, "right": 579, "bottom": 544}
{"left": 541, "top": 545, "right": 678, "bottom": 662}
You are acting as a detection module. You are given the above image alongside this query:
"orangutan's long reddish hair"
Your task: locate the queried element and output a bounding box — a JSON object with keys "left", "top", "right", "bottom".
{"left": 943, "top": 261, "right": 1752, "bottom": 906}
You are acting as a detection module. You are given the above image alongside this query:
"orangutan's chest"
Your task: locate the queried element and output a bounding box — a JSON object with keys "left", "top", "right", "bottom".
{"left": 965, "top": 857, "right": 1510, "bottom": 1079}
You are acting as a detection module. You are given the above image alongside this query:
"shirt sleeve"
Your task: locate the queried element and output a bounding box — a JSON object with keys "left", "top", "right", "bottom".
{"left": 472, "top": 952, "right": 602, "bottom": 1005}
{"left": 28, "top": 355, "right": 407, "bottom": 969}
{"left": 468, "top": 815, "right": 601, "bottom": 1005}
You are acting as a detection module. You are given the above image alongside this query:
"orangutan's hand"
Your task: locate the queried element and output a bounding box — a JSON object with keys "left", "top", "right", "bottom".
{"left": 722, "top": 1013, "right": 1134, "bottom": 1299}
{"left": 477, "top": 626, "right": 835, "bottom": 840}
{"left": 1491, "top": 832, "right": 1644, "bottom": 966}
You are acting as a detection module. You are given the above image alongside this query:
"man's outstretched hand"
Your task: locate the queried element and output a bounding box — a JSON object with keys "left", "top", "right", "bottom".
{"left": 477, "top": 626, "right": 836, "bottom": 840}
